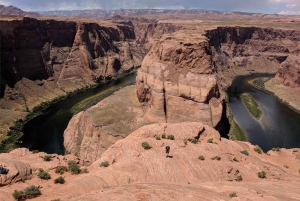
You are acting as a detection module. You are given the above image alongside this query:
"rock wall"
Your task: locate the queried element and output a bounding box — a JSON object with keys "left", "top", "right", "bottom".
{"left": 207, "top": 26, "right": 300, "bottom": 88}
{"left": 275, "top": 54, "right": 300, "bottom": 88}
{"left": 0, "top": 17, "right": 144, "bottom": 136}
{"left": 136, "top": 32, "right": 223, "bottom": 128}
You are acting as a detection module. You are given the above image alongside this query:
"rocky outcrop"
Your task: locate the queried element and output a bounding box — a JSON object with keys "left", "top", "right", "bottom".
{"left": 207, "top": 27, "right": 300, "bottom": 88}
{"left": 2, "top": 122, "right": 300, "bottom": 200}
{"left": 265, "top": 53, "right": 300, "bottom": 111}
{"left": 0, "top": 17, "right": 144, "bottom": 137}
{"left": 0, "top": 148, "right": 79, "bottom": 186}
{"left": 275, "top": 54, "right": 300, "bottom": 88}
{"left": 136, "top": 32, "right": 223, "bottom": 128}
{"left": 0, "top": 5, "right": 40, "bottom": 17}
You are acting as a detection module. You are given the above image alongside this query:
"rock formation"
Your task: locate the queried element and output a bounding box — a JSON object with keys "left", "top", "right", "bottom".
{"left": 1, "top": 122, "right": 300, "bottom": 200}
{"left": 0, "top": 17, "right": 144, "bottom": 137}
{"left": 0, "top": 5, "right": 40, "bottom": 17}
{"left": 275, "top": 54, "right": 300, "bottom": 88}
{"left": 136, "top": 32, "right": 223, "bottom": 127}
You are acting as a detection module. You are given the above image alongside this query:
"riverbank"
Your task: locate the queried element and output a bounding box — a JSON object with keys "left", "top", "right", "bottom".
{"left": 0, "top": 70, "right": 138, "bottom": 153}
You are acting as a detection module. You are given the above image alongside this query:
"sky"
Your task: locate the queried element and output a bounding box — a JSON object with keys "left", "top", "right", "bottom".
{"left": 0, "top": 0, "right": 300, "bottom": 15}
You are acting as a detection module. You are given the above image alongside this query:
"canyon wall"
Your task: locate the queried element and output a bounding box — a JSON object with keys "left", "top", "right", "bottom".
{"left": 65, "top": 26, "right": 300, "bottom": 162}
{"left": 0, "top": 17, "right": 144, "bottom": 138}
{"left": 207, "top": 27, "right": 300, "bottom": 88}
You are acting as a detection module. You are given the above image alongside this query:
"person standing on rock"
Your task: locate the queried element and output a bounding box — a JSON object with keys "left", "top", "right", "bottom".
{"left": 166, "top": 145, "right": 170, "bottom": 157}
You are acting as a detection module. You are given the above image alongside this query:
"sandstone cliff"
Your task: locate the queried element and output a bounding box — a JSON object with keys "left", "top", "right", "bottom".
{"left": 265, "top": 53, "right": 300, "bottom": 110}
{"left": 207, "top": 27, "right": 300, "bottom": 88}
{"left": 0, "top": 17, "right": 143, "bottom": 138}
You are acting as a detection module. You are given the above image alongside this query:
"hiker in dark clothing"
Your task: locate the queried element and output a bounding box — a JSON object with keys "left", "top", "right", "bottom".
{"left": 0, "top": 165, "right": 9, "bottom": 174}
{"left": 165, "top": 145, "right": 170, "bottom": 157}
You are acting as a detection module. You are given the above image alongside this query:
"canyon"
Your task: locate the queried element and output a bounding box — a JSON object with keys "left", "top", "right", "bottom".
{"left": 1, "top": 6, "right": 300, "bottom": 200}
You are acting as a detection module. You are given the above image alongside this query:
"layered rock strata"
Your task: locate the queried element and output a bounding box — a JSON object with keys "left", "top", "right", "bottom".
{"left": 265, "top": 53, "right": 300, "bottom": 110}
{"left": 0, "top": 17, "right": 143, "bottom": 136}
{"left": 136, "top": 32, "right": 223, "bottom": 127}
{"left": 2, "top": 122, "right": 300, "bottom": 200}
{"left": 207, "top": 27, "right": 300, "bottom": 88}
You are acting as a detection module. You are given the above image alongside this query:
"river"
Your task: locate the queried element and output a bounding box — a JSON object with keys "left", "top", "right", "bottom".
{"left": 21, "top": 73, "right": 300, "bottom": 154}
{"left": 21, "top": 73, "right": 136, "bottom": 155}
{"left": 227, "top": 74, "right": 300, "bottom": 152}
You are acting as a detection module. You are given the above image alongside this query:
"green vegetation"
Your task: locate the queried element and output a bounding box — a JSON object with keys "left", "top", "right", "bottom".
{"left": 184, "top": 140, "right": 188, "bottom": 146}
{"left": 81, "top": 168, "right": 89, "bottom": 173}
{"left": 240, "top": 150, "right": 249, "bottom": 156}
{"left": 40, "top": 155, "right": 52, "bottom": 161}
{"left": 236, "top": 175, "right": 243, "bottom": 181}
{"left": 233, "top": 157, "right": 239, "bottom": 162}
{"left": 55, "top": 166, "right": 69, "bottom": 175}
{"left": 229, "top": 120, "right": 247, "bottom": 141}
{"left": 162, "top": 134, "right": 166, "bottom": 139}
{"left": 240, "top": 93, "right": 262, "bottom": 119}
{"left": 254, "top": 147, "right": 262, "bottom": 154}
{"left": 32, "top": 150, "right": 39, "bottom": 154}
{"left": 198, "top": 155, "right": 205, "bottom": 160}
{"left": 51, "top": 199, "right": 61, "bottom": 201}
{"left": 100, "top": 161, "right": 110, "bottom": 167}
{"left": 229, "top": 192, "right": 237, "bottom": 198}
{"left": 155, "top": 135, "right": 161, "bottom": 140}
{"left": 167, "top": 135, "right": 175, "bottom": 140}
{"left": 141, "top": 141, "right": 152, "bottom": 150}
{"left": 13, "top": 185, "right": 41, "bottom": 200}
{"left": 191, "top": 139, "right": 198, "bottom": 144}
{"left": 272, "top": 147, "right": 281, "bottom": 152}
{"left": 38, "top": 168, "right": 51, "bottom": 180}
{"left": 68, "top": 161, "right": 81, "bottom": 175}
{"left": 207, "top": 138, "right": 213, "bottom": 143}
{"left": 258, "top": 171, "right": 266, "bottom": 179}
{"left": 283, "top": 165, "right": 289, "bottom": 169}
{"left": 213, "top": 156, "right": 221, "bottom": 161}
{"left": 54, "top": 176, "right": 65, "bottom": 184}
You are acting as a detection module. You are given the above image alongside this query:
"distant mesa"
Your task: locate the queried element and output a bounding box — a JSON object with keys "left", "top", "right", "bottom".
{"left": 0, "top": 5, "right": 40, "bottom": 17}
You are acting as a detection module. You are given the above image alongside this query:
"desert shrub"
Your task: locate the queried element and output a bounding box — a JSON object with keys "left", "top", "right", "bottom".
{"left": 41, "top": 155, "right": 52, "bottom": 161}
{"left": 233, "top": 157, "right": 239, "bottom": 162}
{"left": 13, "top": 186, "right": 41, "bottom": 200}
{"left": 68, "top": 161, "right": 81, "bottom": 175}
{"left": 254, "top": 147, "right": 262, "bottom": 154}
{"left": 141, "top": 141, "right": 152, "bottom": 150}
{"left": 112, "top": 159, "right": 116, "bottom": 164}
{"left": 24, "top": 186, "right": 41, "bottom": 198}
{"left": 81, "top": 168, "right": 89, "bottom": 173}
{"left": 191, "top": 139, "right": 198, "bottom": 144}
{"left": 283, "top": 165, "right": 289, "bottom": 169}
{"left": 240, "top": 150, "right": 249, "bottom": 156}
{"left": 167, "top": 135, "right": 175, "bottom": 140}
{"left": 155, "top": 135, "right": 161, "bottom": 140}
{"left": 236, "top": 175, "right": 243, "bottom": 181}
{"left": 54, "top": 176, "right": 65, "bottom": 184}
{"left": 272, "top": 147, "right": 281, "bottom": 151}
{"left": 184, "top": 140, "right": 188, "bottom": 146}
{"left": 32, "top": 150, "right": 39, "bottom": 154}
{"left": 38, "top": 168, "right": 51, "bottom": 180}
{"left": 207, "top": 138, "right": 213, "bottom": 143}
{"left": 229, "top": 192, "right": 237, "bottom": 198}
{"left": 215, "top": 156, "right": 221, "bottom": 161}
{"left": 198, "top": 155, "right": 205, "bottom": 160}
{"left": 100, "top": 161, "right": 109, "bottom": 167}
{"left": 51, "top": 199, "right": 61, "bottom": 201}
{"left": 12, "top": 190, "right": 24, "bottom": 200}
{"left": 162, "top": 134, "right": 166, "bottom": 139}
{"left": 55, "top": 166, "right": 68, "bottom": 175}
{"left": 258, "top": 171, "right": 266, "bottom": 179}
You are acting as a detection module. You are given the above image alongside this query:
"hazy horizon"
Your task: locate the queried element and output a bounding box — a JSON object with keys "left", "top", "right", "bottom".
{"left": 0, "top": 0, "right": 300, "bottom": 15}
